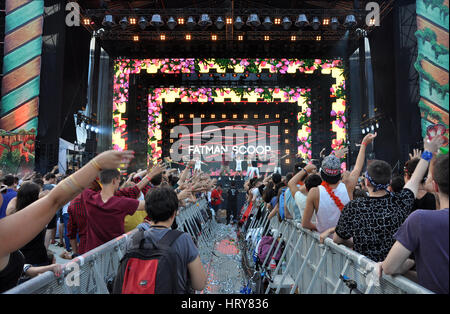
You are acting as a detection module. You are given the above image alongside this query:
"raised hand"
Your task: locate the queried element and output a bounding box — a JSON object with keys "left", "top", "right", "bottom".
{"left": 335, "top": 147, "right": 348, "bottom": 159}
{"left": 94, "top": 150, "right": 135, "bottom": 170}
{"left": 362, "top": 132, "right": 377, "bottom": 146}
{"left": 424, "top": 135, "right": 445, "bottom": 154}
{"left": 409, "top": 149, "right": 422, "bottom": 160}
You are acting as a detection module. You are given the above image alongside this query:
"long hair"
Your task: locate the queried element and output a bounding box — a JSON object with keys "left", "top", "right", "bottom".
{"left": 16, "top": 182, "right": 40, "bottom": 212}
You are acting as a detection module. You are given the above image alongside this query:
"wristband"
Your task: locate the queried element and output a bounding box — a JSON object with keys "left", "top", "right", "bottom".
{"left": 362, "top": 142, "right": 367, "bottom": 147}
{"left": 421, "top": 151, "right": 433, "bottom": 162}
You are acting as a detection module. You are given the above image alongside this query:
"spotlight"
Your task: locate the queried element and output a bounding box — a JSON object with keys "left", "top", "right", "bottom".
{"left": 177, "top": 17, "right": 185, "bottom": 25}
{"left": 311, "top": 16, "right": 320, "bottom": 30}
{"left": 291, "top": 35, "right": 296, "bottom": 41}
{"left": 167, "top": 16, "right": 177, "bottom": 29}
{"left": 295, "top": 14, "right": 309, "bottom": 28}
{"left": 362, "top": 128, "right": 366, "bottom": 134}
{"left": 344, "top": 15, "right": 357, "bottom": 29}
{"left": 323, "top": 18, "right": 330, "bottom": 26}
{"left": 262, "top": 16, "right": 273, "bottom": 30}
{"left": 198, "top": 14, "right": 212, "bottom": 27}
{"left": 282, "top": 16, "right": 292, "bottom": 30}
{"left": 119, "top": 17, "right": 129, "bottom": 30}
{"left": 211, "top": 34, "right": 217, "bottom": 41}
{"left": 133, "top": 35, "right": 139, "bottom": 41}
{"left": 160, "top": 34, "right": 166, "bottom": 40}
{"left": 82, "top": 17, "right": 91, "bottom": 25}
{"left": 274, "top": 18, "right": 281, "bottom": 25}
{"left": 316, "top": 35, "right": 322, "bottom": 41}
{"left": 237, "top": 35, "right": 243, "bottom": 41}
{"left": 376, "top": 122, "right": 380, "bottom": 129}
{"left": 226, "top": 17, "right": 233, "bottom": 25}
{"left": 95, "top": 128, "right": 99, "bottom": 133}
{"left": 86, "top": 124, "right": 90, "bottom": 130}
{"left": 150, "top": 14, "right": 164, "bottom": 28}
{"left": 371, "top": 125, "right": 375, "bottom": 132}
{"left": 138, "top": 16, "right": 148, "bottom": 30}
{"left": 80, "top": 122, "right": 85, "bottom": 129}
{"left": 234, "top": 16, "right": 244, "bottom": 29}
{"left": 264, "top": 35, "right": 270, "bottom": 41}
{"left": 246, "top": 14, "right": 261, "bottom": 28}
{"left": 186, "top": 16, "right": 196, "bottom": 28}
{"left": 215, "top": 16, "right": 225, "bottom": 29}
{"left": 331, "top": 17, "right": 339, "bottom": 30}
{"left": 185, "top": 34, "right": 191, "bottom": 40}
{"left": 366, "top": 127, "right": 370, "bottom": 133}
{"left": 129, "top": 17, "right": 137, "bottom": 25}
{"left": 102, "top": 15, "right": 115, "bottom": 27}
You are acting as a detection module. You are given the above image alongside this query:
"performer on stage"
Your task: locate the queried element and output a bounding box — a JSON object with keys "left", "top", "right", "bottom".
{"left": 194, "top": 156, "right": 206, "bottom": 173}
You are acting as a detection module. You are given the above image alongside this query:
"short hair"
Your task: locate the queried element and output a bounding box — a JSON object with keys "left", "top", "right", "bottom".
{"left": 32, "top": 178, "right": 44, "bottom": 188}
{"left": 433, "top": 154, "right": 449, "bottom": 196}
{"left": 44, "top": 173, "right": 56, "bottom": 181}
{"left": 305, "top": 174, "right": 322, "bottom": 191}
{"left": 285, "top": 172, "right": 293, "bottom": 183}
{"left": 16, "top": 182, "right": 41, "bottom": 211}
{"left": 390, "top": 175, "right": 405, "bottom": 193}
{"left": 150, "top": 173, "right": 163, "bottom": 186}
{"left": 272, "top": 173, "right": 282, "bottom": 184}
{"left": 367, "top": 160, "right": 392, "bottom": 186}
{"left": 404, "top": 158, "right": 427, "bottom": 183}
{"left": 99, "top": 169, "right": 121, "bottom": 185}
{"left": 2, "top": 174, "right": 15, "bottom": 187}
{"left": 353, "top": 189, "right": 367, "bottom": 199}
{"left": 145, "top": 186, "right": 179, "bottom": 223}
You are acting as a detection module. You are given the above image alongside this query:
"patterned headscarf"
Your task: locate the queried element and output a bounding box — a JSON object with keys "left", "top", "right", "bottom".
{"left": 364, "top": 171, "right": 392, "bottom": 195}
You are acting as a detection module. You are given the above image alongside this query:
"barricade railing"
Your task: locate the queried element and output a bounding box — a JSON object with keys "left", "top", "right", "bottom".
{"left": 245, "top": 204, "right": 434, "bottom": 294}
{"left": 4, "top": 198, "right": 211, "bottom": 294}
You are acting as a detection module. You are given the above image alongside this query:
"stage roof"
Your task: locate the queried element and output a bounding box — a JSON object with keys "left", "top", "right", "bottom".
{"left": 76, "top": 0, "right": 394, "bottom": 58}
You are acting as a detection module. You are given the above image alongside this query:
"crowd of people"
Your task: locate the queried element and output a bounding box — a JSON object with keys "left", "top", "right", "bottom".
{"left": 0, "top": 132, "right": 448, "bottom": 294}
{"left": 241, "top": 133, "right": 448, "bottom": 294}
{"left": 0, "top": 154, "right": 213, "bottom": 293}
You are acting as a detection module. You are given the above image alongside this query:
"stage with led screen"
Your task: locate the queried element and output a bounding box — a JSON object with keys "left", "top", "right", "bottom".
{"left": 162, "top": 102, "right": 298, "bottom": 175}
{"left": 112, "top": 58, "right": 348, "bottom": 174}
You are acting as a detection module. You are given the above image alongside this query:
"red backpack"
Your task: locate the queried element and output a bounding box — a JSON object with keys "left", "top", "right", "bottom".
{"left": 112, "top": 228, "right": 183, "bottom": 294}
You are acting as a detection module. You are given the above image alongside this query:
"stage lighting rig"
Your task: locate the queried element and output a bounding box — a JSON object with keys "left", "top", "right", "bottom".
{"left": 232, "top": 16, "right": 243, "bottom": 29}
{"left": 186, "top": 16, "right": 196, "bottom": 29}
{"left": 282, "top": 17, "right": 292, "bottom": 30}
{"left": 215, "top": 16, "right": 225, "bottom": 29}
{"left": 344, "top": 15, "right": 357, "bottom": 29}
{"left": 119, "top": 17, "right": 129, "bottom": 30}
{"left": 167, "top": 16, "right": 177, "bottom": 29}
{"left": 331, "top": 17, "right": 339, "bottom": 31}
{"left": 295, "top": 14, "right": 309, "bottom": 28}
{"left": 311, "top": 17, "right": 321, "bottom": 30}
{"left": 150, "top": 14, "right": 164, "bottom": 28}
{"left": 102, "top": 14, "right": 115, "bottom": 28}
{"left": 198, "top": 14, "right": 213, "bottom": 27}
{"left": 138, "top": 16, "right": 148, "bottom": 30}
{"left": 262, "top": 16, "right": 273, "bottom": 30}
{"left": 246, "top": 14, "right": 261, "bottom": 28}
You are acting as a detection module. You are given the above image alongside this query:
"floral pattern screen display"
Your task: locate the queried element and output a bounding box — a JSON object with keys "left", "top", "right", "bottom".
{"left": 113, "top": 59, "right": 347, "bottom": 167}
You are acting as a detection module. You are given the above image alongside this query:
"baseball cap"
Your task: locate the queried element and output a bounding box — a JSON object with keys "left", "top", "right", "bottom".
{"left": 321, "top": 155, "right": 342, "bottom": 176}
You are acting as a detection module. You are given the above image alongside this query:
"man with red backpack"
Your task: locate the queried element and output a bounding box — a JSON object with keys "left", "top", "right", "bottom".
{"left": 113, "top": 186, "right": 207, "bottom": 294}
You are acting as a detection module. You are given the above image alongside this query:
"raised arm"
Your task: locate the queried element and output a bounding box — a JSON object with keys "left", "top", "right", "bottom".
{"left": 0, "top": 150, "right": 135, "bottom": 258}
{"left": 346, "top": 133, "right": 377, "bottom": 198}
{"left": 404, "top": 136, "right": 443, "bottom": 198}
{"left": 288, "top": 164, "right": 316, "bottom": 198}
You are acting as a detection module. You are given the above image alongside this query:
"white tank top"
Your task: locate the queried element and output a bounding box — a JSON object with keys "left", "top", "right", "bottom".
{"left": 316, "top": 183, "right": 350, "bottom": 233}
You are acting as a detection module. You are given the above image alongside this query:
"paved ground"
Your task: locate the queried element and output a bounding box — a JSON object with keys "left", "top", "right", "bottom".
{"left": 200, "top": 221, "right": 247, "bottom": 294}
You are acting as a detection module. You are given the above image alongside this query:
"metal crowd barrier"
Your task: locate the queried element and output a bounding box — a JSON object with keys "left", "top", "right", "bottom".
{"left": 243, "top": 202, "right": 434, "bottom": 294}
{"left": 5, "top": 198, "right": 211, "bottom": 294}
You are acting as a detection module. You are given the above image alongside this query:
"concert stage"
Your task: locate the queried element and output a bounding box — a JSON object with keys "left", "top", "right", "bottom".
{"left": 112, "top": 58, "right": 348, "bottom": 174}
